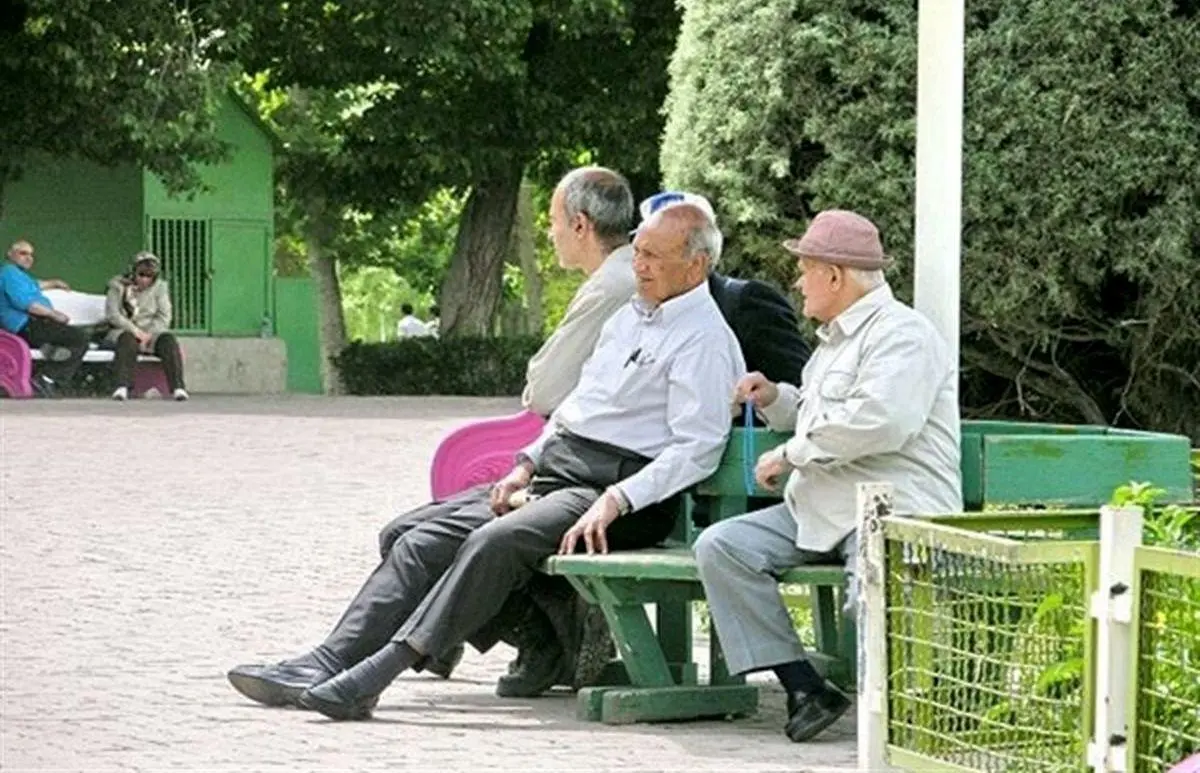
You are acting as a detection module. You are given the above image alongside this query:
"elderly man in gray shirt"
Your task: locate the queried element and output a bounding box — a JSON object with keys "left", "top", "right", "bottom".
{"left": 694, "top": 209, "right": 962, "bottom": 743}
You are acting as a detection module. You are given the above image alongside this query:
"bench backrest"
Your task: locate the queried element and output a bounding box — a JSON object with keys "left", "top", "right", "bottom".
{"left": 44, "top": 290, "right": 107, "bottom": 327}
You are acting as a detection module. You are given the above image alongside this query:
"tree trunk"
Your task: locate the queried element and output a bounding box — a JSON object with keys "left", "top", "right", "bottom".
{"left": 304, "top": 195, "right": 346, "bottom": 394}
{"left": 514, "top": 180, "right": 543, "bottom": 337}
{"left": 439, "top": 163, "right": 524, "bottom": 338}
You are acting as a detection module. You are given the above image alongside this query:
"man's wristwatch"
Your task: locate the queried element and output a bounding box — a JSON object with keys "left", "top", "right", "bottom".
{"left": 606, "top": 486, "right": 633, "bottom": 516}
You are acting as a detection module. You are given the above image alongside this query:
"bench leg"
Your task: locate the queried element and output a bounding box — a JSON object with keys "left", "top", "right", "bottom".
{"left": 813, "top": 585, "right": 839, "bottom": 657}
{"left": 655, "top": 601, "right": 696, "bottom": 685}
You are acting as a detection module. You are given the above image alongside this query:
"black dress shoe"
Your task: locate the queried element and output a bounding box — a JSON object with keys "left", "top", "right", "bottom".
{"left": 227, "top": 661, "right": 334, "bottom": 708}
{"left": 424, "top": 644, "right": 463, "bottom": 679}
{"left": 30, "top": 374, "right": 57, "bottom": 398}
{"left": 495, "top": 640, "right": 572, "bottom": 698}
{"left": 785, "top": 682, "right": 852, "bottom": 742}
{"left": 299, "top": 671, "right": 381, "bottom": 720}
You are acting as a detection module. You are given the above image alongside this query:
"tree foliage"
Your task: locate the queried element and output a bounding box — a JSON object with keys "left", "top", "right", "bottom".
{"left": 232, "top": 0, "right": 679, "bottom": 337}
{"left": 663, "top": 0, "right": 1200, "bottom": 441}
{"left": 0, "top": 0, "right": 233, "bottom": 196}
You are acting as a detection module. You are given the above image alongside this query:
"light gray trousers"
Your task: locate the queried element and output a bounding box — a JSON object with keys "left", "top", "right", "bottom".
{"left": 693, "top": 502, "right": 856, "bottom": 676}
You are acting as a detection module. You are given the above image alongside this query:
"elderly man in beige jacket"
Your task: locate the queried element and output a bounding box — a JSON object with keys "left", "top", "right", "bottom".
{"left": 694, "top": 209, "right": 963, "bottom": 744}
{"left": 521, "top": 169, "right": 636, "bottom": 415}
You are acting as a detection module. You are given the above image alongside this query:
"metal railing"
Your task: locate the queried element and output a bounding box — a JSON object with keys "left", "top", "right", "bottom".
{"left": 1129, "top": 547, "right": 1200, "bottom": 772}
{"left": 858, "top": 494, "right": 1200, "bottom": 773}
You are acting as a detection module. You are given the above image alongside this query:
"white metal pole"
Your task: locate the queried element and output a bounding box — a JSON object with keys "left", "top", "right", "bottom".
{"left": 913, "top": 0, "right": 965, "bottom": 364}
{"left": 1088, "top": 505, "right": 1144, "bottom": 772}
{"left": 857, "top": 481, "right": 895, "bottom": 771}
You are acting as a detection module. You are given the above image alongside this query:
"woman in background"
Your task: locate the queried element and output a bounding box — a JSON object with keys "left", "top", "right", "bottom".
{"left": 104, "top": 251, "right": 188, "bottom": 401}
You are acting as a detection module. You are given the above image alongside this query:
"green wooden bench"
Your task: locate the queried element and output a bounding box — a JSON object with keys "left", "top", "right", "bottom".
{"left": 540, "top": 420, "right": 1193, "bottom": 725}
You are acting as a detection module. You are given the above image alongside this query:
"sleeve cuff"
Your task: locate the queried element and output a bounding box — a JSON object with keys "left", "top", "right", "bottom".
{"left": 757, "top": 381, "right": 802, "bottom": 427}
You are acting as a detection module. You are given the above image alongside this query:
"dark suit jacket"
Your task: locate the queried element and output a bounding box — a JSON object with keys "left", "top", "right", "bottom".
{"left": 708, "top": 272, "right": 810, "bottom": 385}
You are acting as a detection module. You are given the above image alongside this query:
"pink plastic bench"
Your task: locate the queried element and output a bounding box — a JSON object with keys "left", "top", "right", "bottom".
{"left": 0, "top": 330, "right": 34, "bottom": 398}
{"left": 0, "top": 329, "right": 174, "bottom": 398}
{"left": 429, "top": 410, "right": 547, "bottom": 500}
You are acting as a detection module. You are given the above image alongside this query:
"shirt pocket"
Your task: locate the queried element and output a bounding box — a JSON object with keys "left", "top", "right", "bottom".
{"left": 818, "top": 369, "right": 856, "bottom": 401}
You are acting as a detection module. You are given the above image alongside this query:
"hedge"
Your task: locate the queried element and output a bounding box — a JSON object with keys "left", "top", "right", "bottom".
{"left": 333, "top": 336, "right": 543, "bottom": 396}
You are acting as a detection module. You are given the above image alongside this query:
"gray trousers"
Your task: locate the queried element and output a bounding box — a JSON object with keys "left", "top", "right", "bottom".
{"left": 693, "top": 503, "right": 856, "bottom": 676}
{"left": 322, "top": 432, "right": 676, "bottom": 668}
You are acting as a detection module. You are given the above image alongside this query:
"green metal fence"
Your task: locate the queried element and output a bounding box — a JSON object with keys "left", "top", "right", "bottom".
{"left": 1129, "top": 546, "right": 1200, "bottom": 772}
{"left": 881, "top": 517, "right": 1097, "bottom": 772}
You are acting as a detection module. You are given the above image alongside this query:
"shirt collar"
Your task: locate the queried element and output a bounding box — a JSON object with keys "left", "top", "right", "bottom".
{"left": 631, "top": 280, "right": 713, "bottom": 324}
{"left": 816, "top": 284, "right": 894, "bottom": 342}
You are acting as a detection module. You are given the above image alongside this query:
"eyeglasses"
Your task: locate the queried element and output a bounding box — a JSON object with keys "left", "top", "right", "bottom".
{"left": 13, "top": 249, "right": 32, "bottom": 257}
{"left": 136, "top": 271, "right": 157, "bottom": 279}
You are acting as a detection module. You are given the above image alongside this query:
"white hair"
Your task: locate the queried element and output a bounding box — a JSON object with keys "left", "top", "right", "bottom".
{"left": 684, "top": 216, "right": 723, "bottom": 267}
{"left": 845, "top": 267, "right": 886, "bottom": 292}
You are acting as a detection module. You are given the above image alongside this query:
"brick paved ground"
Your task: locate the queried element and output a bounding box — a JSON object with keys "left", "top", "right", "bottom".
{"left": 0, "top": 396, "right": 856, "bottom": 772}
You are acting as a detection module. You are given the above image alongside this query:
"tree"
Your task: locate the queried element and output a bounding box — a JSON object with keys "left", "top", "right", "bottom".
{"left": 663, "top": 0, "right": 1200, "bottom": 441}
{"left": 233, "top": 0, "right": 679, "bottom": 339}
{"left": 0, "top": 0, "right": 233, "bottom": 205}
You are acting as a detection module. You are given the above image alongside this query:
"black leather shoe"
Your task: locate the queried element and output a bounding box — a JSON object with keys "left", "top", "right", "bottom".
{"left": 424, "top": 644, "right": 463, "bottom": 679}
{"left": 785, "top": 682, "right": 852, "bottom": 742}
{"left": 299, "top": 671, "right": 381, "bottom": 721}
{"left": 495, "top": 640, "right": 572, "bottom": 698}
{"left": 30, "top": 374, "right": 57, "bottom": 398}
{"left": 227, "top": 661, "right": 334, "bottom": 708}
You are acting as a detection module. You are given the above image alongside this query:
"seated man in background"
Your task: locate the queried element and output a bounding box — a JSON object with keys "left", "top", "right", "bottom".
{"left": 236, "top": 203, "right": 745, "bottom": 721}
{"left": 396, "top": 303, "right": 433, "bottom": 338}
{"left": 0, "top": 240, "right": 88, "bottom": 397}
{"left": 492, "top": 190, "right": 815, "bottom": 698}
{"left": 228, "top": 165, "right": 639, "bottom": 706}
{"left": 695, "top": 209, "right": 963, "bottom": 743}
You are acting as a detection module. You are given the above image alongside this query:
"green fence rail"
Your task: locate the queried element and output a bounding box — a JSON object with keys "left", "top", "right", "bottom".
{"left": 1129, "top": 546, "right": 1200, "bottom": 772}
{"left": 881, "top": 517, "right": 1097, "bottom": 773}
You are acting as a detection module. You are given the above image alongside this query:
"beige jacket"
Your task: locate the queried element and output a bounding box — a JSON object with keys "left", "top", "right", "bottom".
{"left": 104, "top": 276, "right": 173, "bottom": 345}
{"left": 521, "top": 245, "right": 637, "bottom": 416}
{"left": 758, "top": 284, "right": 963, "bottom": 551}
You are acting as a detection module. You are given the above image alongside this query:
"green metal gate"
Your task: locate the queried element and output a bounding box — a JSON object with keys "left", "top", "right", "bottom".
{"left": 147, "top": 217, "right": 211, "bottom": 333}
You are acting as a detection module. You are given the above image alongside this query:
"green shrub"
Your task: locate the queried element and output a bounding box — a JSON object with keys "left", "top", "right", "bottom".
{"left": 333, "top": 336, "right": 543, "bottom": 396}
{"left": 663, "top": 0, "right": 1200, "bottom": 442}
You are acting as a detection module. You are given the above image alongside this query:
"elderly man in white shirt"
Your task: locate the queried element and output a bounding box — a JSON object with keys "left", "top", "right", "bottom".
{"left": 279, "top": 203, "right": 745, "bottom": 721}
{"left": 694, "top": 209, "right": 962, "bottom": 743}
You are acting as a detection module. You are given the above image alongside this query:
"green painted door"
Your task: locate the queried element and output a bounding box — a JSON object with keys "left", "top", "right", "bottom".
{"left": 210, "top": 220, "right": 268, "bottom": 335}
{"left": 274, "top": 277, "right": 323, "bottom": 393}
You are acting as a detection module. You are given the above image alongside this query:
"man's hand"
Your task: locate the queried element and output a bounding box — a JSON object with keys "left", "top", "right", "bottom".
{"left": 754, "top": 449, "right": 789, "bottom": 491}
{"left": 44, "top": 279, "right": 70, "bottom": 291}
{"left": 735, "top": 372, "right": 780, "bottom": 409}
{"left": 490, "top": 463, "right": 533, "bottom": 515}
{"left": 558, "top": 492, "right": 622, "bottom": 555}
{"left": 50, "top": 309, "right": 70, "bottom": 325}
{"left": 134, "top": 329, "right": 153, "bottom": 349}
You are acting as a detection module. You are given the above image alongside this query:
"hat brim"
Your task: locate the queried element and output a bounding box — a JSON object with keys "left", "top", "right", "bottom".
{"left": 781, "top": 239, "right": 894, "bottom": 270}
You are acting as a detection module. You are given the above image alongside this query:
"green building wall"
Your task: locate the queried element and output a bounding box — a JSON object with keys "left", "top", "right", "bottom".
{"left": 0, "top": 159, "right": 143, "bottom": 294}
{"left": 1, "top": 91, "right": 275, "bottom": 337}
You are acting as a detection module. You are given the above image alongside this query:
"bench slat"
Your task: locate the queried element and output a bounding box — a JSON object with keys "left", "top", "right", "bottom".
{"left": 542, "top": 547, "right": 845, "bottom": 585}
{"left": 29, "top": 350, "right": 161, "bottom": 363}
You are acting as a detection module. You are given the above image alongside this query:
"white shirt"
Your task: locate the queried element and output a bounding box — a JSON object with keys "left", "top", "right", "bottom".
{"left": 522, "top": 281, "right": 746, "bottom": 511}
{"left": 522, "top": 245, "right": 636, "bottom": 416}
{"left": 758, "top": 284, "right": 963, "bottom": 551}
{"left": 397, "top": 315, "right": 432, "bottom": 338}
